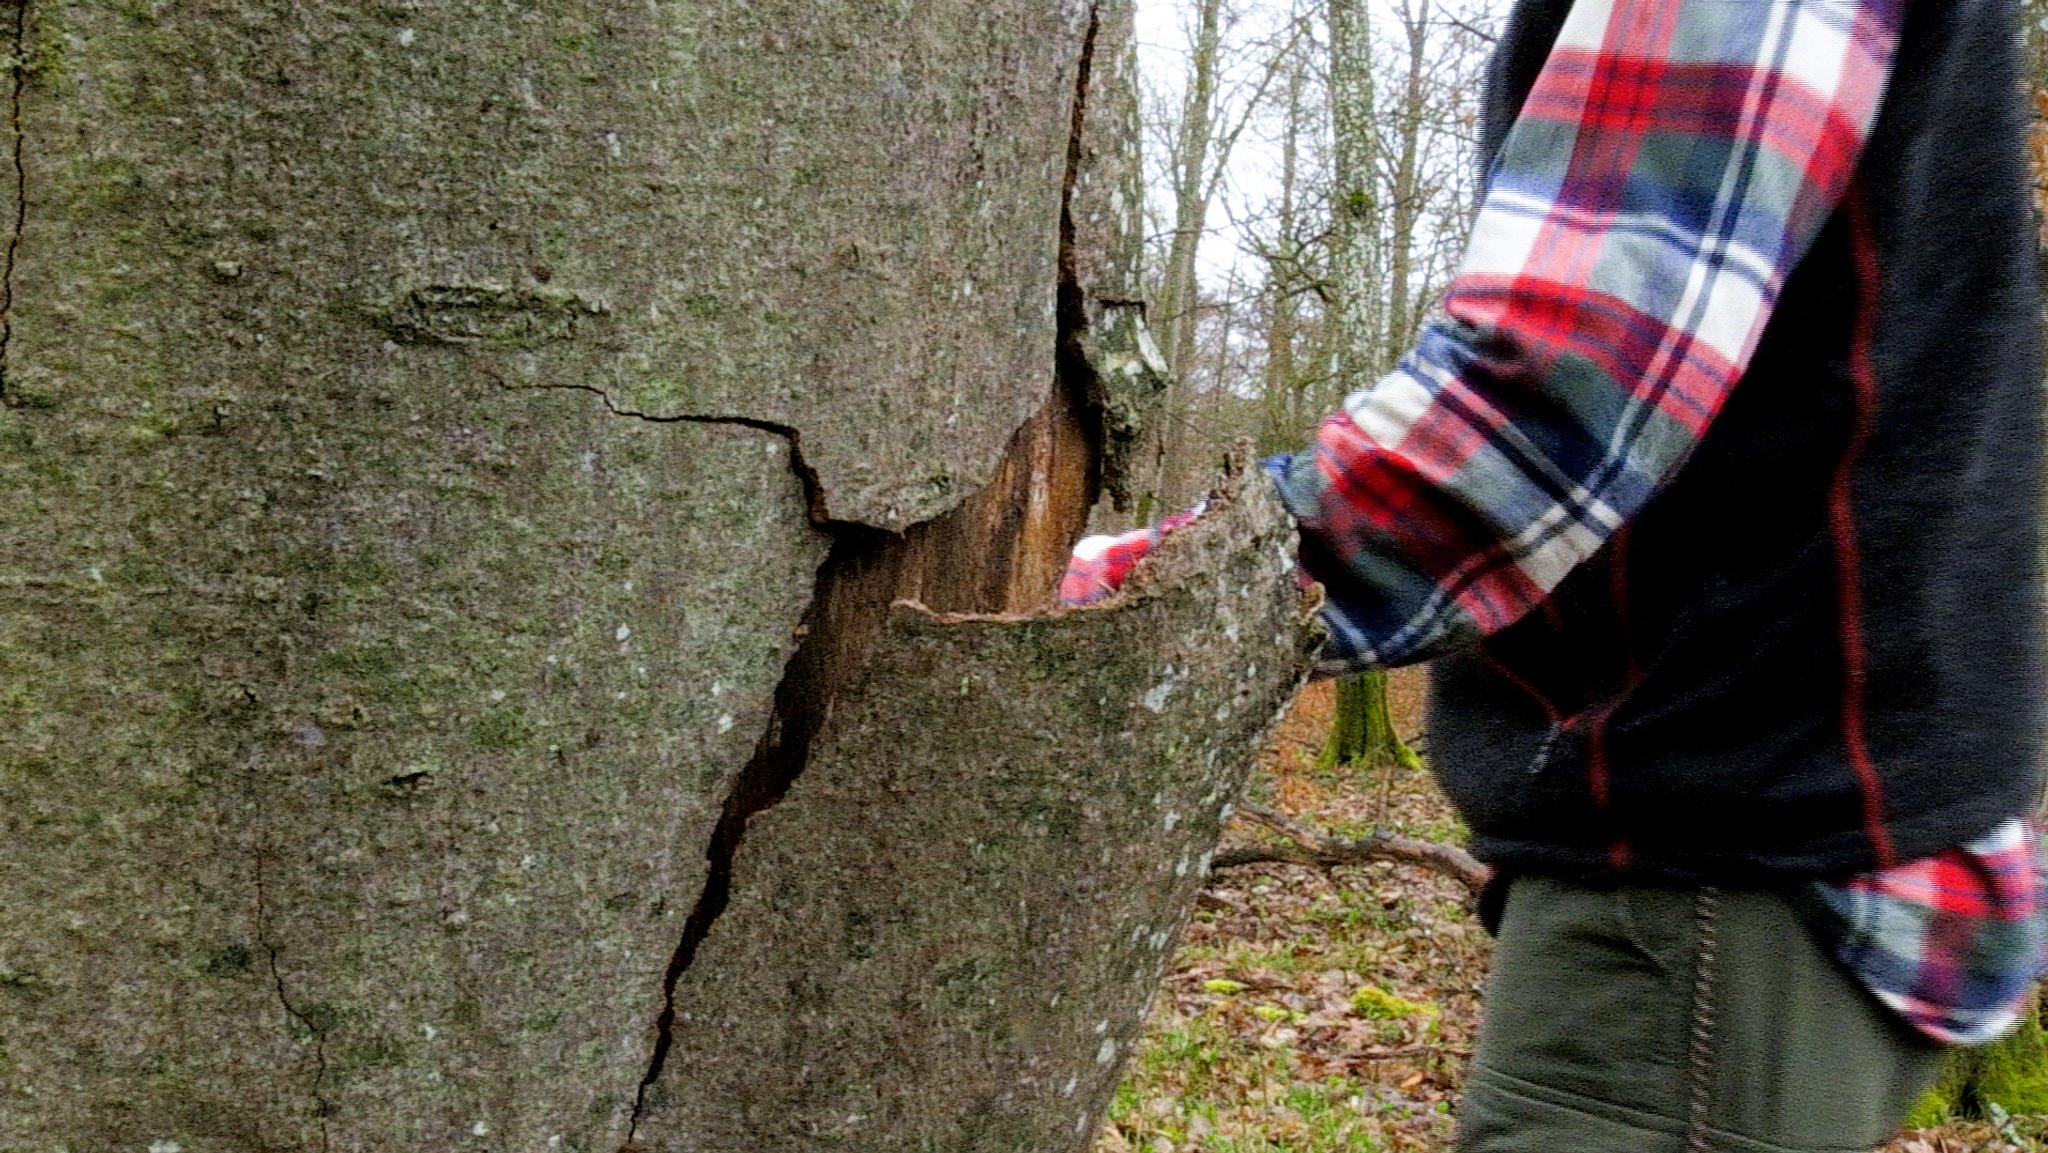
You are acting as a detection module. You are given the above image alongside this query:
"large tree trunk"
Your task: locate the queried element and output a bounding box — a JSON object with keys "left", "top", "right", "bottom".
{"left": 0, "top": 2, "right": 1302, "bottom": 1150}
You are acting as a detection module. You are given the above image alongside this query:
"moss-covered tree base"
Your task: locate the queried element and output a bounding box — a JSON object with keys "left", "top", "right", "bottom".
{"left": 1317, "top": 669, "right": 1424, "bottom": 772}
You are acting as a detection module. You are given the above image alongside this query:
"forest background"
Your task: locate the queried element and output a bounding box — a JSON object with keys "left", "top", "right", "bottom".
{"left": 1095, "top": 1, "right": 2048, "bottom": 1150}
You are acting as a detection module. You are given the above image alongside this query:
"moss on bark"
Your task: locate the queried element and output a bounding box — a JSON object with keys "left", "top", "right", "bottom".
{"left": 1319, "top": 669, "right": 1424, "bottom": 771}
{"left": 0, "top": 1, "right": 1306, "bottom": 1148}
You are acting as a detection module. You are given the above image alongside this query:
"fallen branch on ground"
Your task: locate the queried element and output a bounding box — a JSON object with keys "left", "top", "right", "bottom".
{"left": 1210, "top": 803, "right": 1490, "bottom": 901}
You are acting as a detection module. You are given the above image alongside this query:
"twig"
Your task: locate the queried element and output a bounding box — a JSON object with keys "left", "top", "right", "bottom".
{"left": 1433, "top": 2, "right": 1497, "bottom": 45}
{"left": 1346, "top": 1044, "right": 1440, "bottom": 1060}
{"left": 1213, "top": 803, "right": 1489, "bottom": 901}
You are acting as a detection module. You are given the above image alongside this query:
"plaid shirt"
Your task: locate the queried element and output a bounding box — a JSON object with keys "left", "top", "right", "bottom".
{"left": 1273, "top": 0, "right": 1902, "bottom": 672}
{"left": 1056, "top": 509, "right": 1200, "bottom": 606}
{"left": 1065, "top": 0, "right": 2043, "bottom": 1044}
{"left": 1800, "top": 818, "right": 2045, "bottom": 1045}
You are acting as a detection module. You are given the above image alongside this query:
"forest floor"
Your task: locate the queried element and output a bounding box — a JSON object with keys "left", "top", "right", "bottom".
{"left": 1094, "top": 674, "right": 2043, "bottom": 1153}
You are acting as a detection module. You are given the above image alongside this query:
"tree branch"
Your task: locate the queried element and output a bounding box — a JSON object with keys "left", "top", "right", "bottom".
{"left": 1433, "top": 3, "right": 1497, "bottom": 45}
{"left": 1212, "top": 803, "right": 1489, "bottom": 900}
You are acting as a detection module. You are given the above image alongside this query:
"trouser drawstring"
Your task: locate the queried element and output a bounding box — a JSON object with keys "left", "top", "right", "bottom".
{"left": 1688, "top": 886, "right": 1722, "bottom": 1152}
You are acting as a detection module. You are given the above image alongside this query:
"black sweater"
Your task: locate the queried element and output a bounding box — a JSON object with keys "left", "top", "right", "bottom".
{"left": 1429, "top": 0, "right": 2046, "bottom": 882}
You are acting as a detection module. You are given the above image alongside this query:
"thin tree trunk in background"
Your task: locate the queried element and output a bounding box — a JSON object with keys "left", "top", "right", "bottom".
{"left": 1259, "top": 23, "right": 1309, "bottom": 459}
{"left": 1384, "top": 0, "right": 1430, "bottom": 357}
{"left": 1205, "top": 270, "right": 1243, "bottom": 470}
{"left": 1327, "top": 0, "right": 1381, "bottom": 376}
{"left": 1152, "top": 0, "right": 1226, "bottom": 513}
{"left": 1324, "top": 0, "right": 1423, "bottom": 773}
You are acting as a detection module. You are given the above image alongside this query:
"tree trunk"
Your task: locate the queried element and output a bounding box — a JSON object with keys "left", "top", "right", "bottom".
{"left": 1327, "top": 0, "right": 1381, "bottom": 378}
{"left": 1324, "top": 0, "right": 1422, "bottom": 777}
{"left": 1257, "top": 28, "right": 1308, "bottom": 460}
{"left": 0, "top": 2, "right": 1303, "bottom": 1149}
{"left": 1317, "top": 668, "right": 1422, "bottom": 771}
{"left": 1149, "top": 0, "right": 1226, "bottom": 515}
{"left": 1383, "top": 0, "right": 1429, "bottom": 356}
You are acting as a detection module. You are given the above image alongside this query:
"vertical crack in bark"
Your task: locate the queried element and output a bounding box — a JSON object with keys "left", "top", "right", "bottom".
{"left": 621, "top": 525, "right": 903, "bottom": 1147}
{"left": 0, "top": 0, "right": 27, "bottom": 406}
{"left": 254, "top": 851, "right": 333, "bottom": 1153}
{"left": 1056, "top": 1, "right": 1105, "bottom": 436}
{"left": 620, "top": 11, "right": 1109, "bottom": 1143}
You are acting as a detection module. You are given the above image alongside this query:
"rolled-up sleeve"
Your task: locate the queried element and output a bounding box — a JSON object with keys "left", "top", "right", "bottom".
{"left": 1272, "top": 0, "right": 1907, "bottom": 671}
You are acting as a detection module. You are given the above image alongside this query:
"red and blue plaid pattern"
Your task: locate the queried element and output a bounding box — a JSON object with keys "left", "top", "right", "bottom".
{"left": 1061, "top": 526, "right": 2044, "bottom": 1044}
{"left": 1801, "top": 819, "right": 2046, "bottom": 1045}
{"left": 1268, "top": 0, "right": 1907, "bottom": 670}
{"left": 1063, "top": 0, "right": 2044, "bottom": 1047}
{"left": 1057, "top": 510, "right": 1200, "bottom": 607}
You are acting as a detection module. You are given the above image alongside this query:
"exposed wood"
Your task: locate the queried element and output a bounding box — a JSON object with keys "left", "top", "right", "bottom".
{"left": 0, "top": 2, "right": 1307, "bottom": 1149}
{"left": 635, "top": 465, "right": 1318, "bottom": 1151}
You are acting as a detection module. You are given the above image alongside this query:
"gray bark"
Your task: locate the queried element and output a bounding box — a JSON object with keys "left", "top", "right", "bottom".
{"left": 1327, "top": 0, "right": 1381, "bottom": 381}
{"left": 1322, "top": 0, "right": 1421, "bottom": 779}
{"left": 637, "top": 464, "right": 1313, "bottom": 1151}
{"left": 1383, "top": 0, "right": 1429, "bottom": 358}
{"left": 1150, "top": 0, "right": 1225, "bottom": 516}
{"left": 0, "top": 1, "right": 1308, "bottom": 1149}
{"left": 1257, "top": 25, "right": 1308, "bottom": 458}
{"left": 1067, "top": 1, "right": 1172, "bottom": 515}
{"left": 1160, "top": 0, "right": 1225, "bottom": 386}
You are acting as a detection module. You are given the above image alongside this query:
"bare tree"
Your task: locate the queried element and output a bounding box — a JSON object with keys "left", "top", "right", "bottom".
{"left": 1382, "top": 0, "right": 1430, "bottom": 354}
{"left": 1144, "top": 0, "right": 1298, "bottom": 513}
{"left": 1258, "top": 16, "right": 1316, "bottom": 456}
{"left": 1319, "top": 0, "right": 1425, "bottom": 772}
{"left": 1326, "top": 0, "right": 1383, "bottom": 375}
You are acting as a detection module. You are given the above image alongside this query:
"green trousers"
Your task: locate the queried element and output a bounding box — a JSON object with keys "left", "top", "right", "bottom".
{"left": 1459, "top": 876, "right": 1944, "bottom": 1153}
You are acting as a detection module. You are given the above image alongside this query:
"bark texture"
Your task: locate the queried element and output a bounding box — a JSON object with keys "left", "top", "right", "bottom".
{"left": 0, "top": 1, "right": 1308, "bottom": 1150}
{"left": 637, "top": 466, "right": 1315, "bottom": 1151}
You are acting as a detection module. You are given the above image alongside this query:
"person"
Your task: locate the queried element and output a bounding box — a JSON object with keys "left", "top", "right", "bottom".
{"left": 1064, "top": 0, "right": 2048, "bottom": 1148}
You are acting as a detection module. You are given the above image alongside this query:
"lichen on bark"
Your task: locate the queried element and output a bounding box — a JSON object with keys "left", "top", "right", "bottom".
{"left": 632, "top": 465, "right": 1318, "bottom": 1152}
{"left": 0, "top": 1, "right": 1312, "bottom": 1148}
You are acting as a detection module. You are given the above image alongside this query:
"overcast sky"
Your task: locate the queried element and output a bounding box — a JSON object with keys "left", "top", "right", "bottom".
{"left": 1130, "top": 0, "right": 1299, "bottom": 286}
{"left": 1128, "top": 0, "right": 1503, "bottom": 288}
